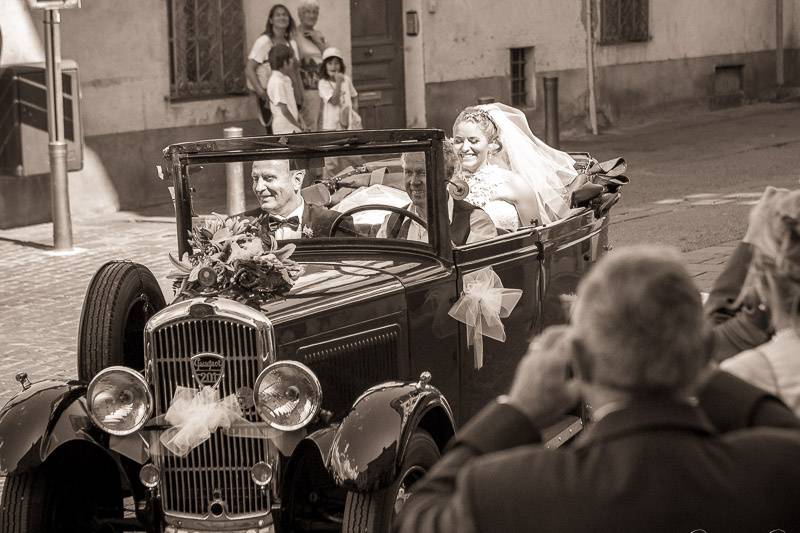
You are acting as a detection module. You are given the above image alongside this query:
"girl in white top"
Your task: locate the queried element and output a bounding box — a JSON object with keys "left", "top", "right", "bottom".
{"left": 317, "top": 48, "right": 359, "bottom": 131}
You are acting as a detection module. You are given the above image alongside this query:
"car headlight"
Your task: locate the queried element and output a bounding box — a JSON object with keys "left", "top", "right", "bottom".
{"left": 254, "top": 361, "right": 321, "bottom": 431}
{"left": 87, "top": 366, "right": 153, "bottom": 436}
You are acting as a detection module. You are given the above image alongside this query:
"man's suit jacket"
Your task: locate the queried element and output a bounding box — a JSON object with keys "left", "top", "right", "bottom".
{"left": 242, "top": 202, "right": 355, "bottom": 238}
{"left": 397, "top": 372, "right": 800, "bottom": 533}
{"left": 301, "top": 202, "right": 355, "bottom": 237}
{"left": 385, "top": 200, "right": 497, "bottom": 245}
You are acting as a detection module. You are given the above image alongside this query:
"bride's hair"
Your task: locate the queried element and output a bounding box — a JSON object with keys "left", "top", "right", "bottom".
{"left": 453, "top": 107, "right": 502, "bottom": 154}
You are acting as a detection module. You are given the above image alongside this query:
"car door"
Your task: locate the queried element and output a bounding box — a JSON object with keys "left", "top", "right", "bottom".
{"left": 451, "top": 211, "right": 608, "bottom": 432}
{"left": 451, "top": 228, "right": 542, "bottom": 424}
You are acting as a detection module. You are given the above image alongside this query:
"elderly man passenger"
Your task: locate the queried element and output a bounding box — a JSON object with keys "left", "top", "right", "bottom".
{"left": 377, "top": 146, "right": 497, "bottom": 245}
{"left": 397, "top": 246, "right": 800, "bottom": 533}
{"left": 246, "top": 159, "right": 352, "bottom": 239}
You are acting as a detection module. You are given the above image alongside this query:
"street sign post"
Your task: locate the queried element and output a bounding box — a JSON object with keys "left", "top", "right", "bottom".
{"left": 29, "top": 0, "right": 81, "bottom": 249}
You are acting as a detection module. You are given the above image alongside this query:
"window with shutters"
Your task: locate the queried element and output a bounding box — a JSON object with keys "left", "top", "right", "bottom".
{"left": 599, "top": 0, "right": 649, "bottom": 45}
{"left": 167, "top": 0, "right": 246, "bottom": 99}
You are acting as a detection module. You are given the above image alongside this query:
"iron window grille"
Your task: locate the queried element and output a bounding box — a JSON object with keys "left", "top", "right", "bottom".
{"left": 599, "top": 0, "right": 649, "bottom": 45}
{"left": 167, "top": 0, "right": 247, "bottom": 100}
{"left": 510, "top": 48, "right": 527, "bottom": 107}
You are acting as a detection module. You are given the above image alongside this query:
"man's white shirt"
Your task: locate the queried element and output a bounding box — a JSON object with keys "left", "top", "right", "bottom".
{"left": 271, "top": 200, "right": 304, "bottom": 240}
{"left": 376, "top": 198, "right": 452, "bottom": 243}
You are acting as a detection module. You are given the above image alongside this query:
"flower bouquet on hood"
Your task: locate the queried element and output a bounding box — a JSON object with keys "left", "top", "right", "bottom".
{"left": 168, "top": 214, "right": 304, "bottom": 304}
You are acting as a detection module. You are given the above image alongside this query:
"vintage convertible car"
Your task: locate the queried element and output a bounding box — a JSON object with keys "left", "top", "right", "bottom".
{"left": 0, "top": 129, "right": 625, "bottom": 533}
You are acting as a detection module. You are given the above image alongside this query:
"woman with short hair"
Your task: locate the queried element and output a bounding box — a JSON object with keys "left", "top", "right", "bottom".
{"left": 295, "top": 0, "right": 326, "bottom": 131}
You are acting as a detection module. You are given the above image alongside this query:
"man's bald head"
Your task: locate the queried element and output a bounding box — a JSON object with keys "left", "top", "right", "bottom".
{"left": 251, "top": 159, "right": 304, "bottom": 216}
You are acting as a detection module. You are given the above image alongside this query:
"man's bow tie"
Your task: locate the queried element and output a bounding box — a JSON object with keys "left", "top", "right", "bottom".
{"left": 267, "top": 215, "right": 301, "bottom": 232}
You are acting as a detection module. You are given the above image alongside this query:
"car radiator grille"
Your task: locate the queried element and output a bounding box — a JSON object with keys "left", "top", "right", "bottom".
{"left": 297, "top": 325, "right": 401, "bottom": 417}
{"left": 149, "top": 319, "right": 270, "bottom": 517}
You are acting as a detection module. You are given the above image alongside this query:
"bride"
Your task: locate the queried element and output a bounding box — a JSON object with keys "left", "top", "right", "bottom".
{"left": 452, "top": 103, "right": 578, "bottom": 229}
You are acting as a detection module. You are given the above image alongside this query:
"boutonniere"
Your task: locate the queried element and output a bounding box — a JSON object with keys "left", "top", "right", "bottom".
{"left": 301, "top": 225, "right": 314, "bottom": 238}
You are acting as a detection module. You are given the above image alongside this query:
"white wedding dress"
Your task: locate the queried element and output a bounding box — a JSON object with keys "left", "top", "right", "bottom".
{"left": 470, "top": 104, "right": 578, "bottom": 225}
{"left": 462, "top": 164, "right": 520, "bottom": 231}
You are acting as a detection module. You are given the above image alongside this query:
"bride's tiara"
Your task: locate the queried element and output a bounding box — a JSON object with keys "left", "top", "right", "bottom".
{"left": 455, "top": 107, "right": 499, "bottom": 137}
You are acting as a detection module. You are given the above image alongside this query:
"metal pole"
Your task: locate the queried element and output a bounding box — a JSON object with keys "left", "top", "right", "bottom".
{"left": 776, "top": 0, "right": 784, "bottom": 91}
{"left": 224, "top": 126, "right": 245, "bottom": 214}
{"left": 44, "top": 9, "right": 73, "bottom": 250}
{"left": 544, "top": 77, "right": 560, "bottom": 149}
{"left": 586, "top": 0, "right": 599, "bottom": 135}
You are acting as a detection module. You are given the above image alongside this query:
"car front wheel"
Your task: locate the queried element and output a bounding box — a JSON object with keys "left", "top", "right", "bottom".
{"left": 0, "top": 456, "right": 123, "bottom": 533}
{"left": 78, "top": 260, "right": 165, "bottom": 380}
{"left": 342, "top": 429, "right": 440, "bottom": 533}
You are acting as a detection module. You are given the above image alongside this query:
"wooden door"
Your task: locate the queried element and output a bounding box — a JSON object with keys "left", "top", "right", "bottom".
{"left": 350, "top": 0, "right": 406, "bottom": 128}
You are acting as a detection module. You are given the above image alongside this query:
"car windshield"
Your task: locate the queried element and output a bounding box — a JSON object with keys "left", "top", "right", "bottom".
{"left": 181, "top": 149, "right": 438, "bottom": 246}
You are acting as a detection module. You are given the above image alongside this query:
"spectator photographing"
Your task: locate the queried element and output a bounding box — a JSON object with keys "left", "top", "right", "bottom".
{"left": 397, "top": 245, "right": 800, "bottom": 533}
{"left": 720, "top": 187, "right": 800, "bottom": 415}
{"left": 246, "top": 4, "right": 303, "bottom": 134}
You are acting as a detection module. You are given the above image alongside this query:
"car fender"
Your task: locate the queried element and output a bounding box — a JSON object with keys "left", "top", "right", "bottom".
{"left": 309, "top": 380, "right": 455, "bottom": 492}
{"left": 0, "top": 380, "right": 110, "bottom": 474}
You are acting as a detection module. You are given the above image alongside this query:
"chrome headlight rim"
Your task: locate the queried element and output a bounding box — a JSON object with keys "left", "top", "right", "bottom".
{"left": 86, "top": 366, "right": 153, "bottom": 436}
{"left": 253, "top": 360, "right": 322, "bottom": 432}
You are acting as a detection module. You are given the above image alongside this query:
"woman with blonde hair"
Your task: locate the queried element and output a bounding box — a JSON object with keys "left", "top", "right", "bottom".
{"left": 720, "top": 186, "right": 800, "bottom": 415}
{"left": 452, "top": 103, "right": 578, "bottom": 230}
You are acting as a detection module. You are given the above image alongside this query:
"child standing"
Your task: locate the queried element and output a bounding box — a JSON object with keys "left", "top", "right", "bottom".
{"left": 267, "top": 44, "right": 305, "bottom": 134}
{"left": 318, "top": 47, "right": 360, "bottom": 131}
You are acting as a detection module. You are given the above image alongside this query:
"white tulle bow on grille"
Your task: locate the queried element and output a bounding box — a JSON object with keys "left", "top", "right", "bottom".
{"left": 160, "top": 386, "right": 246, "bottom": 457}
{"left": 448, "top": 267, "right": 523, "bottom": 369}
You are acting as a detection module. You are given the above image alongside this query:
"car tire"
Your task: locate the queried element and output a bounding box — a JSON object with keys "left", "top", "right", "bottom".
{"left": 342, "top": 429, "right": 440, "bottom": 533}
{"left": 0, "top": 459, "right": 122, "bottom": 533}
{"left": 78, "top": 260, "right": 165, "bottom": 380}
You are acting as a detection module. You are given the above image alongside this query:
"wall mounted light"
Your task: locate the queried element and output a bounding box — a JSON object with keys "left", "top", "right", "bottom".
{"left": 406, "top": 10, "right": 419, "bottom": 36}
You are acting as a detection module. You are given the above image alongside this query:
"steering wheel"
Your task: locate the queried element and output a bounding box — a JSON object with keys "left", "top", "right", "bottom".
{"left": 329, "top": 204, "right": 427, "bottom": 237}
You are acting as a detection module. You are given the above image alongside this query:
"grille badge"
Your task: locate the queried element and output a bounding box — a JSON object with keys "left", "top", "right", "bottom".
{"left": 190, "top": 353, "right": 225, "bottom": 388}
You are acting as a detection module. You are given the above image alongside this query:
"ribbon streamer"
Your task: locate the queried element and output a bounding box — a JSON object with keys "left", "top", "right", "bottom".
{"left": 448, "top": 267, "right": 522, "bottom": 369}
{"left": 160, "top": 386, "right": 249, "bottom": 457}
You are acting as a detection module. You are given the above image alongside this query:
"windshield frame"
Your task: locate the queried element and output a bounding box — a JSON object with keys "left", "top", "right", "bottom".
{"left": 164, "top": 129, "right": 452, "bottom": 262}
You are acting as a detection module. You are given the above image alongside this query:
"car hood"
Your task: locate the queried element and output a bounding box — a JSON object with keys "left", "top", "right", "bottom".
{"left": 257, "top": 257, "right": 440, "bottom": 324}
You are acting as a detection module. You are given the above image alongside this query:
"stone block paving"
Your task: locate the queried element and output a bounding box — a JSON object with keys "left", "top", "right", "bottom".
{"left": 0, "top": 214, "right": 177, "bottom": 406}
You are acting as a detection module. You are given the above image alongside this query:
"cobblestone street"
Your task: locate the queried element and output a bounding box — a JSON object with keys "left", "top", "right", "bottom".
{"left": 0, "top": 213, "right": 176, "bottom": 405}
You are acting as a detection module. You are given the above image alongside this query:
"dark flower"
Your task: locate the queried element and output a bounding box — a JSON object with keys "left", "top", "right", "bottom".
{"left": 233, "top": 263, "right": 263, "bottom": 289}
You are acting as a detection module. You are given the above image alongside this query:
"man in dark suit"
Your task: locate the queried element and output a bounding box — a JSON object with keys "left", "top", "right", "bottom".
{"left": 397, "top": 246, "right": 800, "bottom": 533}
{"left": 378, "top": 150, "right": 496, "bottom": 245}
{"left": 248, "top": 159, "right": 353, "bottom": 238}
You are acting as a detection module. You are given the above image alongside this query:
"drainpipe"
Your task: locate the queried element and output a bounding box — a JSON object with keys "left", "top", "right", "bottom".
{"left": 776, "top": 0, "right": 784, "bottom": 96}
{"left": 586, "top": 0, "right": 599, "bottom": 135}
